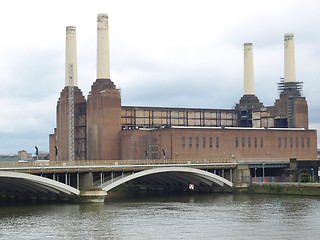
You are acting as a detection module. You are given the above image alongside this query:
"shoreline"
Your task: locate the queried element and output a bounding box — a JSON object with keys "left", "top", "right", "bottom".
{"left": 234, "top": 182, "right": 320, "bottom": 196}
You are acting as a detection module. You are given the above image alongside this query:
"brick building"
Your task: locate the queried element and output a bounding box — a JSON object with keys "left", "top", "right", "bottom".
{"left": 49, "top": 16, "right": 317, "bottom": 163}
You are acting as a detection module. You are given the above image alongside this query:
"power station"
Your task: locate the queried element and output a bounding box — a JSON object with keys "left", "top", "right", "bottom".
{"left": 49, "top": 14, "right": 317, "bottom": 164}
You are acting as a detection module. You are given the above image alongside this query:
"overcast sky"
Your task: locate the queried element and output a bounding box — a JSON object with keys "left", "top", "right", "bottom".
{"left": 0, "top": 0, "right": 319, "bottom": 154}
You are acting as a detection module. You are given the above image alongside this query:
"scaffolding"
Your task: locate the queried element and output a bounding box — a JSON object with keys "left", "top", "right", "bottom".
{"left": 74, "top": 102, "right": 87, "bottom": 160}
{"left": 68, "top": 64, "right": 75, "bottom": 162}
{"left": 277, "top": 78, "right": 303, "bottom": 97}
{"left": 235, "top": 94, "right": 264, "bottom": 127}
{"left": 277, "top": 78, "right": 304, "bottom": 128}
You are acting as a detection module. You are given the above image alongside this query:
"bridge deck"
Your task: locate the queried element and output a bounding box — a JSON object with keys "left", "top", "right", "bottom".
{"left": 0, "top": 159, "right": 238, "bottom": 174}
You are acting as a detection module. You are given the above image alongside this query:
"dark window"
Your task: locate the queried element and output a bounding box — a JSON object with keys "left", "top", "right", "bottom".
{"left": 296, "top": 138, "right": 299, "bottom": 147}
{"left": 189, "top": 137, "right": 192, "bottom": 148}
{"left": 196, "top": 137, "right": 199, "bottom": 148}
{"left": 284, "top": 138, "right": 287, "bottom": 148}
{"left": 216, "top": 137, "right": 219, "bottom": 147}
{"left": 301, "top": 138, "right": 304, "bottom": 148}
{"left": 278, "top": 137, "right": 281, "bottom": 148}
{"left": 236, "top": 137, "right": 239, "bottom": 147}
{"left": 254, "top": 137, "right": 257, "bottom": 148}
{"left": 210, "top": 137, "right": 213, "bottom": 147}
{"left": 290, "top": 138, "right": 293, "bottom": 148}
{"left": 242, "top": 137, "right": 245, "bottom": 147}
{"left": 307, "top": 138, "right": 310, "bottom": 147}
{"left": 203, "top": 137, "right": 206, "bottom": 148}
{"left": 260, "top": 137, "right": 263, "bottom": 147}
{"left": 182, "top": 137, "right": 185, "bottom": 148}
{"left": 248, "top": 138, "right": 251, "bottom": 148}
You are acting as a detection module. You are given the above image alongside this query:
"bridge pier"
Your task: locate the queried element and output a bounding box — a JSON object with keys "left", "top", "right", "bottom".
{"left": 236, "top": 164, "right": 250, "bottom": 182}
{"left": 77, "top": 172, "right": 108, "bottom": 202}
{"left": 79, "top": 172, "right": 93, "bottom": 189}
{"left": 79, "top": 189, "right": 107, "bottom": 203}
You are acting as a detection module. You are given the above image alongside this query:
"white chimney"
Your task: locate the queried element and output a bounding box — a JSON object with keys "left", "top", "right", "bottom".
{"left": 97, "top": 14, "right": 110, "bottom": 79}
{"left": 65, "top": 26, "right": 78, "bottom": 86}
{"left": 244, "top": 43, "right": 254, "bottom": 95}
{"left": 284, "top": 33, "right": 296, "bottom": 83}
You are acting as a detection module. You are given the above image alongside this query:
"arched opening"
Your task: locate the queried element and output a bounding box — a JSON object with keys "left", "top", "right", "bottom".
{"left": 0, "top": 172, "right": 80, "bottom": 201}
{"left": 102, "top": 167, "right": 233, "bottom": 193}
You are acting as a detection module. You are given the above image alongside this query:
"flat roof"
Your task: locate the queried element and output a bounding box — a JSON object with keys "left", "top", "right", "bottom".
{"left": 122, "top": 105, "right": 237, "bottom": 112}
{"left": 122, "top": 126, "right": 314, "bottom": 132}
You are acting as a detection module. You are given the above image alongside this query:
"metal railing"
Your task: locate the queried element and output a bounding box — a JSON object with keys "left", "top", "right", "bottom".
{"left": 242, "top": 176, "right": 293, "bottom": 183}
{"left": 237, "top": 158, "right": 290, "bottom": 164}
{"left": 0, "top": 158, "right": 237, "bottom": 169}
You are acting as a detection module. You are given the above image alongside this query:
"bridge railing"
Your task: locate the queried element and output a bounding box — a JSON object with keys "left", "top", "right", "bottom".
{"left": 237, "top": 158, "right": 290, "bottom": 164}
{"left": 0, "top": 158, "right": 237, "bottom": 168}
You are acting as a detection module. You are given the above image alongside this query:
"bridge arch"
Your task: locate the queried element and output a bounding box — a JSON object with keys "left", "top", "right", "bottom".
{"left": 0, "top": 171, "right": 80, "bottom": 200}
{"left": 102, "top": 167, "right": 233, "bottom": 192}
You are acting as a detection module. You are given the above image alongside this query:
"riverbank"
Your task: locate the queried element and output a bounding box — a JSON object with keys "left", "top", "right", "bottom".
{"left": 234, "top": 182, "right": 320, "bottom": 196}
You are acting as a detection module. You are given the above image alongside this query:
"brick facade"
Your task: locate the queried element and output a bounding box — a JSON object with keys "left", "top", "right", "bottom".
{"left": 86, "top": 79, "right": 121, "bottom": 160}
{"left": 55, "top": 86, "right": 86, "bottom": 161}
{"left": 120, "top": 127, "right": 317, "bottom": 161}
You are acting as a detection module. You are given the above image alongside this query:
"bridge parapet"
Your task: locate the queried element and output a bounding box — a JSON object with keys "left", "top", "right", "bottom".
{"left": 0, "top": 158, "right": 236, "bottom": 169}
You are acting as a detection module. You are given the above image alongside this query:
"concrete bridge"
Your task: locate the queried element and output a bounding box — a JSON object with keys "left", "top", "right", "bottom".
{"left": 0, "top": 159, "right": 236, "bottom": 202}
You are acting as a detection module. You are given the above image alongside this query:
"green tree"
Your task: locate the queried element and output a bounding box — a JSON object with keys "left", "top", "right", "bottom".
{"left": 300, "top": 172, "right": 310, "bottom": 183}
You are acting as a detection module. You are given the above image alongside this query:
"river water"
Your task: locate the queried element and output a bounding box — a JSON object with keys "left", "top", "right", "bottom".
{"left": 1, "top": 192, "right": 320, "bottom": 239}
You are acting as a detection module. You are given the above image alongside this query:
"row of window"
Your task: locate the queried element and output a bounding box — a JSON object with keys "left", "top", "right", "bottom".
{"left": 182, "top": 137, "right": 219, "bottom": 148}
{"left": 182, "top": 136, "right": 310, "bottom": 148}
{"left": 277, "top": 137, "right": 310, "bottom": 148}
{"left": 236, "top": 137, "right": 263, "bottom": 148}
{"left": 235, "top": 137, "right": 309, "bottom": 148}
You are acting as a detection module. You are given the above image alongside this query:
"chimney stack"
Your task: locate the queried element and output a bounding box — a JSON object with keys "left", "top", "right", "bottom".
{"left": 244, "top": 43, "right": 254, "bottom": 95}
{"left": 65, "top": 26, "right": 78, "bottom": 86}
{"left": 284, "top": 33, "right": 296, "bottom": 83}
{"left": 97, "top": 14, "right": 110, "bottom": 79}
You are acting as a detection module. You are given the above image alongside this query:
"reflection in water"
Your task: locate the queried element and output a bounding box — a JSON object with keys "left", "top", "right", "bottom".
{"left": 1, "top": 193, "right": 320, "bottom": 239}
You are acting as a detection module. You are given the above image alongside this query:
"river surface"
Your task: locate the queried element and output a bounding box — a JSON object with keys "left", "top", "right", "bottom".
{"left": 1, "top": 192, "right": 320, "bottom": 239}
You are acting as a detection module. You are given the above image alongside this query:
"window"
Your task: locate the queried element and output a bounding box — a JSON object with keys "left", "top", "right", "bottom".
{"left": 301, "top": 138, "right": 304, "bottom": 148}
{"left": 248, "top": 137, "right": 251, "bottom": 148}
{"left": 235, "top": 137, "right": 239, "bottom": 147}
{"left": 284, "top": 138, "right": 287, "bottom": 148}
{"left": 196, "top": 137, "right": 199, "bottom": 148}
{"left": 242, "top": 137, "right": 245, "bottom": 147}
{"left": 254, "top": 137, "right": 257, "bottom": 148}
{"left": 209, "top": 137, "right": 213, "bottom": 147}
{"left": 182, "top": 137, "right": 185, "bottom": 148}
{"left": 307, "top": 138, "right": 310, "bottom": 147}
{"left": 189, "top": 137, "right": 192, "bottom": 148}
{"left": 296, "top": 138, "right": 299, "bottom": 147}
{"left": 216, "top": 137, "right": 219, "bottom": 147}
{"left": 290, "top": 137, "right": 293, "bottom": 148}
{"left": 278, "top": 137, "right": 281, "bottom": 148}
{"left": 203, "top": 137, "right": 206, "bottom": 148}
{"left": 260, "top": 137, "right": 263, "bottom": 147}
